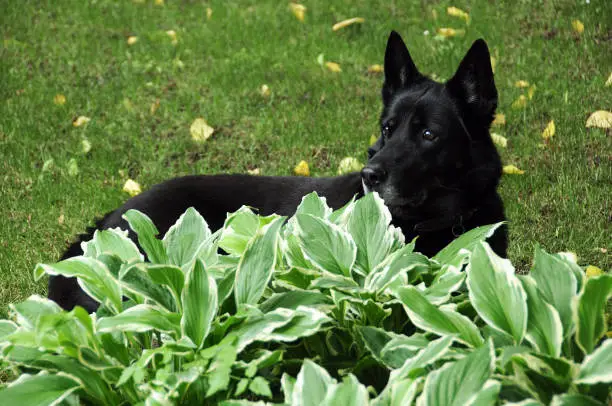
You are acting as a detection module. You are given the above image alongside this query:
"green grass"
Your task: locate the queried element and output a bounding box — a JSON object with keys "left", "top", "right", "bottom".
{"left": 0, "top": 0, "right": 610, "bottom": 314}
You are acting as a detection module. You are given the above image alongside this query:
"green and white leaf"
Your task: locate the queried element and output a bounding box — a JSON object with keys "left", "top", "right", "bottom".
{"left": 390, "top": 335, "right": 455, "bottom": 382}
{"left": 123, "top": 209, "right": 168, "bottom": 263}
{"left": 519, "top": 275, "right": 563, "bottom": 357}
{"left": 295, "top": 192, "right": 332, "bottom": 219}
{"left": 433, "top": 222, "right": 504, "bottom": 267}
{"left": 321, "top": 374, "right": 369, "bottom": 406}
{"left": 97, "top": 304, "right": 180, "bottom": 334}
{"left": 181, "top": 259, "right": 217, "bottom": 349}
{"left": 395, "top": 286, "right": 483, "bottom": 347}
{"left": 576, "top": 339, "right": 612, "bottom": 384}
{"left": 550, "top": 394, "right": 605, "bottom": 406}
{"left": 573, "top": 274, "right": 612, "bottom": 354}
{"left": 530, "top": 245, "right": 578, "bottom": 337}
{"left": 294, "top": 214, "right": 356, "bottom": 278}
{"left": 235, "top": 217, "right": 284, "bottom": 306}
{"left": 163, "top": 207, "right": 211, "bottom": 267}
{"left": 467, "top": 242, "right": 527, "bottom": 344}
{"left": 218, "top": 206, "right": 260, "bottom": 256}
{"left": 292, "top": 359, "right": 336, "bottom": 406}
{"left": 0, "top": 373, "right": 81, "bottom": 406}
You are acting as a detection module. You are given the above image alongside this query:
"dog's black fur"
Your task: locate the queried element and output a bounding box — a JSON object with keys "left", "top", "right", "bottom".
{"left": 49, "top": 32, "right": 507, "bottom": 312}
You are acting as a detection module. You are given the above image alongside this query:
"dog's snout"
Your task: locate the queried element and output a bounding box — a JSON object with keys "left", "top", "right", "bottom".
{"left": 361, "top": 165, "right": 386, "bottom": 188}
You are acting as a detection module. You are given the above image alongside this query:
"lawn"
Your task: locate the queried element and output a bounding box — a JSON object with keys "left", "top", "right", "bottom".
{"left": 0, "top": 0, "right": 610, "bottom": 315}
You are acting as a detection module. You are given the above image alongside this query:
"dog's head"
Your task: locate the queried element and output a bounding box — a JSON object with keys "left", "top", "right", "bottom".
{"left": 363, "top": 31, "right": 501, "bottom": 219}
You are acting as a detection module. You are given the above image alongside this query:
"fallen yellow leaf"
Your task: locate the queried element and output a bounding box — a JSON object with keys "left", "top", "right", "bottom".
{"left": 81, "top": 138, "right": 92, "bottom": 154}
{"left": 123, "top": 179, "right": 142, "bottom": 197}
{"left": 515, "top": 80, "right": 530, "bottom": 88}
{"left": 492, "top": 113, "right": 506, "bottom": 127}
{"left": 447, "top": 6, "right": 470, "bottom": 24}
{"left": 571, "top": 19, "right": 584, "bottom": 34}
{"left": 606, "top": 72, "right": 612, "bottom": 87}
{"left": 337, "top": 157, "right": 364, "bottom": 175}
{"left": 436, "top": 28, "right": 465, "bottom": 38}
{"left": 247, "top": 168, "right": 260, "bottom": 175}
{"left": 512, "top": 95, "right": 527, "bottom": 109}
{"left": 585, "top": 265, "right": 603, "bottom": 278}
{"left": 527, "top": 85, "right": 536, "bottom": 100}
{"left": 67, "top": 158, "right": 79, "bottom": 177}
{"left": 207, "top": 7, "right": 213, "bottom": 19}
{"left": 289, "top": 3, "right": 306, "bottom": 22}
{"left": 260, "top": 84, "right": 271, "bottom": 97}
{"left": 72, "top": 116, "right": 90, "bottom": 127}
{"left": 368, "top": 64, "right": 384, "bottom": 73}
{"left": 541, "top": 120, "right": 555, "bottom": 140}
{"left": 294, "top": 160, "right": 310, "bottom": 176}
{"left": 58, "top": 214, "right": 65, "bottom": 225}
{"left": 490, "top": 56, "right": 496, "bottom": 74}
{"left": 490, "top": 133, "right": 507, "bottom": 148}
{"left": 369, "top": 134, "right": 378, "bottom": 146}
{"left": 150, "top": 99, "right": 160, "bottom": 115}
{"left": 586, "top": 110, "right": 612, "bottom": 128}
{"left": 166, "top": 30, "right": 178, "bottom": 45}
{"left": 154, "top": 0, "right": 164, "bottom": 5}
{"left": 53, "top": 94, "right": 66, "bottom": 105}
{"left": 127, "top": 36, "right": 138, "bottom": 45}
{"left": 190, "top": 118, "right": 214, "bottom": 142}
{"left": 503, "top": 165, "right": 525, "bottom": 175}
{"left": 325, "top": 62, "right": 342, "bottom": 72}
{"left": 332, "top": 17, "right": 365, "bottom": 31}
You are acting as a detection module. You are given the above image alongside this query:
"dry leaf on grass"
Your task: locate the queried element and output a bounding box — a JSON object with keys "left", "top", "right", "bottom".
{"left": 294, "top": 160, "right": 310, "bottom": 176}
{"left": 368, "top": 64, "right": 383, "bottom": 73}
{"left": 289, "top": 3, "right": 306, "bottom": 22}
{"left": 127, "top": 36, "right": 138, "bottom": 45}
{"left": 247, "top": 168, "right": 260, "bottom": 175}
{"left": 337, "top": 157, "right": 363, "bottom": 175}
{"left": 369, "top": 134, "right": 378, "bottom": 146}
{"left": 58, "top": 214, "right": 65, "bottom": 225}
{"left": 605, "top": 72, "right": 612, "bottom": 87}
{"left": 436, "top": 28, "right": 465, "bottom": 38}
{"left": 207, "top": 8, "right": 213, "bottom": 19}
{"left": 585, "top": 111, "right": 612, "bottom": 128}
{"left": 492, "top": 113, "right": 506, "bottom": 126}
{"left": 332, "top": 17, "right": 365, "bottom": 31}
{"left": 73, "top": 116, "right": 90, "bottom": 127}
{"left": 512, "top": 95, "right": 527, "bottom": 109}
{"left": 490, "top": 56, "right": 496, "bottom": 74}
{"left": 81, "top": 138, "right": 91, "bottom": 154}
{"left": 503, "top": 165, "right": 525, "bottom": 175}
{"left": 528, "top": 85, "right": 536, "bottom": 100}
{"left": 190, "top": 118, "right": 214, "bottom": 142}
{"left": 166, "top": 30, "right": 178, "bottom": 45}
{"left": 490, "top": 133, "right": 507, "bottom": 148}
{"left": 325, "top": 62, "right": 341, "bottom": 72}
{"left": 260, "top": 84, "right": 270, "bottom": 97}
{"left": 67, "top": 159, "right": 79, "bottom": 177}
{"left": 123, "top": 179, "right": 142, "bottom": 196}
{"left": 54, "top": 94, "right": 66, "bottom": 105}
{"left": 571, "top": 20, "right": 584, "bottom": 34}
{"left": 515, "top": 80, "right": 530, "bottom": 88}
{"left": 447, "top": 6, "right": 470, "bottom": 24}
{"left": 541, "top": 120, "right": 555, "bottom": 140}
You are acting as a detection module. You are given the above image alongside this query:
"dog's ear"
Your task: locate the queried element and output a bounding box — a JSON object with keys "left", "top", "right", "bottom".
{"left": 446, "top": 39, "right": 498, "bottom": 123}
{"left": 382, "top": 31, "right": 422, "bottom": 104}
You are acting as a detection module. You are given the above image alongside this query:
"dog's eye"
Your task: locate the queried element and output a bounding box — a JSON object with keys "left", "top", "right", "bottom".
{"left": 382, "top": 119, "right": 395, "bottom": 138}
{"left": 422, "top": 129, "right": 437, "bottom": 141}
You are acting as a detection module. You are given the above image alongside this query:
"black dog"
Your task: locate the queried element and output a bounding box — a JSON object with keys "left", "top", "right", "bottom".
{"left": 49, "top": 31, "right": 507, "bottom": 312}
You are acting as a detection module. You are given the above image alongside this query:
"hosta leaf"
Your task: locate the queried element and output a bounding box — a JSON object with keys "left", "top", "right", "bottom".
{"left": 390, "top": 336, "right": 455, "bottom": 382}
{"left": 321, "top": 374, "right": 369, "bottom": 406}
{"left": 467, "top": 242, "right": 527, "bottom": 344}
{"left": 573, "top": 274, "right": 612, "bottom": 354}
{"left": 206, "top": 340, "right": 238, "bottom": 397}
{"left": 295, "top": 192, "right": 332, "bottom": 218}
{"left": 423, "top": 265, "right": 465, "bottom": 305}
{"left": 519, "top": 276, "right": 563, "bottom": 357}
{"left": 576, "top": 339, "right": 612, "bottom": 384}
{"left": 347, "top": 192, "right": 396, "bottom": 275}
{"left": 550, "top": 394, "right": 605, "bottom": 406}
{"left": 0, "top": 374, "right": 81, "bottom": 406}
{"left": 395, "top": 286, "right": 483, "bottom": 347}
{"left": 259, "top": 291, "right": 332, "bottom": 313}
{"left": 328, "top": 196, "right": 356, "bottom": 226}
{"left": 35, "top": 257, "right": 122, "bottom": 312}
{"left": 530, "top": 245, "right": 578, "bottom": 337}
{"left": 292, "top": 359, "right": 335, "bottom": 406}
{"left": 267, "top": 307, "right": 331, "bottom": 342}
{"left": 373, "top": 377, "right": 421, "bottom": 406}
{"left": 120, "top": 264, "right": 176, "bottom": 311}
{"left": 89, "top": 228, "right": 143, "bottom": 262}
{"left": 433, "top": 222, "right": 504, "bottom": 266}
{"left": 248, "top": 376, "right": 272, "bottom": 398}
{"left": 294, "top": 214, "right": 356, "bottom": 277}
{"left": 9, "top": 295, "right": 62, "bottom": 329}
{"left": 0, "top": 320, "right": 17, "bottom": 339}
{"left": 181, "top": 259, "right": 217, "bottom": 349}
{"left": 97, "top": 304, "right": 180, "bottom": 334}
{"left": 218, "top": 206, "right": 260, "bottom": 256}
{"left": 468, "top": 380, "right": 501, "bottom": 406}
{"left": 163, "top": 207, "right": 211, "bottom": 267}
{"left": 122, "top": 209, "right": 168, "bottom": 263}
{"left": 417, "top": 340, "right": 494, "bottom": 406}
{"left": 365, "top": 243, "right": 428, "bottom": 293}
{"left": 235, "top": 217, "right": 284, "bottom": 306}
{"left": 281, "top": 373, "right": 296, "bottom": 402}
{"left": 145, "top": 264, "right": 185, "bottom": 310}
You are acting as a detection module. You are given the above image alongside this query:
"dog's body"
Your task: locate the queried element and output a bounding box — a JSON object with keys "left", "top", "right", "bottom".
{"left": 49, "top": 32, "right": 507, "bottom": 312}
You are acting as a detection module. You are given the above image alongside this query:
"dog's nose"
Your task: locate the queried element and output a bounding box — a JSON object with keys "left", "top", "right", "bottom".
{"left": 361, "top": 165, "right": 386, "bottom": 187}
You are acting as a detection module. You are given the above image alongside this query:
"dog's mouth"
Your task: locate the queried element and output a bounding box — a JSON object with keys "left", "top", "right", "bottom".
{"left": 362, "top": 181, "right": 429, "bottom": 211}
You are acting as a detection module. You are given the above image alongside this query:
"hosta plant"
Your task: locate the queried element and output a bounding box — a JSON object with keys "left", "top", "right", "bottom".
{"left": 0, "top": 192, "right": 610, "bottom": 405}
